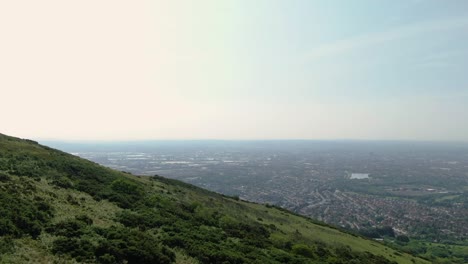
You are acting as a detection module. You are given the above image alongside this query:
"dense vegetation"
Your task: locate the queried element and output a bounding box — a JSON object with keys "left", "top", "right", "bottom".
{"left": 0, "top": 133, "right": 429, "bottom": 263}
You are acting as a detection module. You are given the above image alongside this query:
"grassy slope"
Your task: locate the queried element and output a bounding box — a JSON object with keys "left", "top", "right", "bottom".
{"left": 0, "top": 133, "right": 428, "bottom": 264}
{"left": 1, "top": 176, "right": 123, "bottom": 263}
{"left": 139, "top": 176, "right": 427, "bottom": 264}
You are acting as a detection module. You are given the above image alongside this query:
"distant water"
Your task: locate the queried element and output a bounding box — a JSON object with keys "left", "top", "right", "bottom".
{"left": 350, "top": 173, "right": 369, "bottom": 179}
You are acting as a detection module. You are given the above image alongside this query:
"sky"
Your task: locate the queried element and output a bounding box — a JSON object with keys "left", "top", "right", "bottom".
{"left": 1, "top": 0, "right": 468, "bottom": 141}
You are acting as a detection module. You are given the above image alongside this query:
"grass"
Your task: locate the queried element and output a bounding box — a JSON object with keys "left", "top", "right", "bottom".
{"left": 386, "top": 239, "right": 468, "bottom": 263}
{"left": 34, "top": 177, "right": 122, "bottom": 227}
{"left": 135, "top": 175, "right": 430, "bottom": 264}
{"left": 0, "top": 133, "right": 432, "bottom": 263}
{"left": 0, "top": 237, "right": 69, "bottom": 264}
{"left": 435, "top": 194, "right": 459, "bottom": 202}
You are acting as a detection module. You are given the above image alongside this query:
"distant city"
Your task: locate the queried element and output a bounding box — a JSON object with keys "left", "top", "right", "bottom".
{"left": 45, "top": 140, "right": 468, "bottom": 241}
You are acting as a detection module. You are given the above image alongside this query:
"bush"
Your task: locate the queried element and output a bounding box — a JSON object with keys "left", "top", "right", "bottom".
{"left": 52, "top": 237, "right": 95, "bottom": 262}
{"left": 0, "top": 171, "right": 10, "bottom": 182}
{"left": 396, "top": 235, "right": 410, "bottom": 243}
{"left": 51, "top": 176, "right": 73, "bottom": 188}
{"left": 95, "top": 226, "right": 175, "bottom": 264}
{"left": 292, "top": 244, "right": 315, "bottom": 258}
{"left": 0, "top": 236, "right": 14, "bottom": 254}
{"left": 0, "top": 188, "right": 52, "bottom": 238}
{"left": 100, "top": 179, "right": 144, "bottom": 208}
{"left": 47, "top": 219, "right": 87, "bottom": 237}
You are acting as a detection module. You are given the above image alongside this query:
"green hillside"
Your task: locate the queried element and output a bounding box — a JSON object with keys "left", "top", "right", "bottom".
{"left": 0, "top": 133, "right": 428, "bottom": 264}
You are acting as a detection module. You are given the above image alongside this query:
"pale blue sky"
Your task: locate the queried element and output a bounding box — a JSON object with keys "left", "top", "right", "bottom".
{"left": 1, "top": 0, "right": 468, "bottom": 140}
{"left": 223, "top": 0, "right": 468, "bottom": 102}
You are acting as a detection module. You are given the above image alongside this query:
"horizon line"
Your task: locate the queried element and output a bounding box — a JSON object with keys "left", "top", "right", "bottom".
{"left": 36, "top": 138, "right": 468, "bottom": 144}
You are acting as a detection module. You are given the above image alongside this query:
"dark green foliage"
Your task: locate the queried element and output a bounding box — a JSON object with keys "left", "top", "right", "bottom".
{"left": 331, "top": 247, "right": 398, "bottom": 264}
{"left": 0, "top": 236, "right": 14, "bottom": 255}
{"left": 0, "top": 183, "right": 52, "bottom": 238}
{"left": 49, "top": 215, "right": 96, "bottom": 261}
{"left": 220, "top": 218, "right": 271, "bottom": 247}
{"left": 400, "top": 243, "right": 428, "bottom": 255}
{"left": 0, "top": 134, "right": 417, "bottom": 264}
{"left": 0, "top": 171, "right": 10, "bottom": 182}
{"left": 360, "top": 228, "right": 381, "bottom": 238}
{"left": 183, "top": 242, "right": 247, "bottom": 264}
{"left": 0, "top": 133, "right": 145, "bottom": 210}
{"left": 360, "top": 226, "right": 395, "bottom": 239}
{"left": 49, "top": 217, "right": 175, "bottom": 264}
{"left": 47, "top": 219, "right": 88, "bottom": 237}
{"left": 390, "top": 239, "right": 468, "bottom": 263}
{"left": 95, "top": 226, "right": 175, "bottom": 264}
{"left": 292, "top": 244, "right": 315, "bottom": 258}
{"left": 315, "top": 243, "right": 331, "bottom": 258}
{"left": 52, "top": 237, "right": 95, "bottom": 262}
{"left": 117, "top": 210, "right": 171, "bottom": 230}
{"left": 76, "top": 214, "right": 93, "bottom": 225}
{"left": 0, "top": 158, "right": 8, "bottom": 171}
{"left": 397, "top": 235, "right": 410, "bottom": 243}
{"left": 378, "top": 226, "right": 395, "bottom": 237}
{"left": 101, "top": 178, "right": 144, "bottom": 208}
{"left": 51, "top": 176, "right": 73, "bottom": 188}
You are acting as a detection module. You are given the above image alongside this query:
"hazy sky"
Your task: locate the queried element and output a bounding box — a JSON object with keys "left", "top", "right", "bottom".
{"left": 1, "top": 0, "right": 468, "bottom": 141}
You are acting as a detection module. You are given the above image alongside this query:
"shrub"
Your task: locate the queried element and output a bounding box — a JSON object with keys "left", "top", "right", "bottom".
{"left": 0, "top": 236, "right": 14, "bottom": 254}
{"left": 47, "top": 219, "right": 86, "bottom": 237}
{"left": 0, "top": 171, "right": 10, "bottom": 182}
{"left": 95, "top": 226, "right": 175, "bottom": 264}
{"left": 0, "top": 189, "right": 52, "bottom": 238}
{"left": 51, "top": 176, "right": 73, "bottom": 188}
{"left": 396, "top": 235, "right": 410, "bottom": 243}
{"left": 292, "top": 244, "right": 315, "bottom": 258}
{"left": 52, "top": 237, "right": 95, "bottom": 262}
